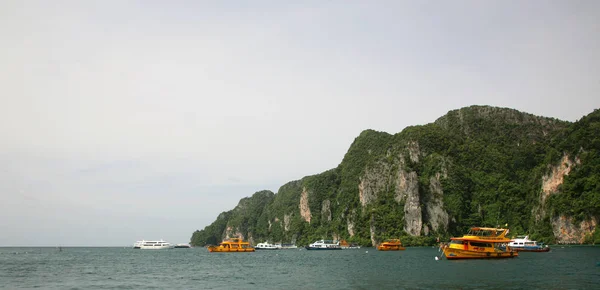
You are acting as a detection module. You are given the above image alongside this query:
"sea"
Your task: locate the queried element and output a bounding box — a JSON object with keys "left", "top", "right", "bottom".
{"left": 1, "top": 246, "right": 599, "bottom": 289}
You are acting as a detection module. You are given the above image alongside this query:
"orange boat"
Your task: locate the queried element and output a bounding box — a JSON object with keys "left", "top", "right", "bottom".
{"left": 377, "top": 239, "right": 406, "bottom": 251}
{"left": 442, "top": 227, "right": 518, "bottom": 259}
{"left": 207, "top": 238, "right": 255, "bottom": 253}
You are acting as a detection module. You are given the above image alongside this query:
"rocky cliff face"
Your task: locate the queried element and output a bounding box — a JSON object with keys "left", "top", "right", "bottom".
{"left": 399, "top": 170, "right": 421, "bottom": 236}
{"left": 552, "top": 216, "right": 597, "bottom": 244}
{"left": 541, "top": 154, "right": 578, "bottom": 204}
{"left": 425, "top": 172, "right": 449, "bottom": 234}
{"left": 535, "top": 153, "right": 597, "bottom": 243}
{"left": 299, "top": 187, "right": 311, "bottom": 223}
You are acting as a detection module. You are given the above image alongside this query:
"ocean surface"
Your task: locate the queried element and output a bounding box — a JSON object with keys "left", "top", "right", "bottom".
{"left": 1, "top": 246, "right": 599, "bottom": 289}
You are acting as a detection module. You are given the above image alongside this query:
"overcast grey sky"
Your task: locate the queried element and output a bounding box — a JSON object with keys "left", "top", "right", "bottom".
{"left": 1, "top": 0, "right": 598, "bottom": 246}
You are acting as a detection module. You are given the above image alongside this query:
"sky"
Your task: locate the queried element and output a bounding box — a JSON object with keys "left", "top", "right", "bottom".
{"left": 1, "top": 0, "right": 599, "bottom": 246}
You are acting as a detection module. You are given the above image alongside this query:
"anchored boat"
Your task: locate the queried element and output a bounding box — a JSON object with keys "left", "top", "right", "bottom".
{"left": 139, "top": 240, "right": 173, "bottom": 250}
{"left": 507, "top": 235, "right": 550, "bottom": 252}
{"left": 255, "top": 242, "right": 278, "bottom": 250}
{"left": 377, "top": 239, "right": 405, "bottom": 251}
{"left": 443, "top": 227, "right": 518, "bottom": 259}
{"left": 305, "top": 240, "right": 342, "bottom": 250}
{"left": 207, "top": 238, "right": 255, "bottom": 253}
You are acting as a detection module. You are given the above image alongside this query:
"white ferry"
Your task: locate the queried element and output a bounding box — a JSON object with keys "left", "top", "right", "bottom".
{"left": 305, "top": 240, "right": 341, "bottom": 250}
{"left": 255, "top": 242, "right": 279, "bottom": 250}
{"left": 138, "top": 240, "right": 173, "bottom": 250}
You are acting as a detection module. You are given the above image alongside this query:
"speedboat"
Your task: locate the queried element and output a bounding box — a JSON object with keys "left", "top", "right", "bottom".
{"left": 207, "top": 238, "right": 255, "bottom": 252}
{"left": 442, "top": 227, "right": 518, "bottom": 259}
{"left": 305, "top": 240, "right": 341, "bottom": 250}
{"left": 174, "top": 243, "right": 192, "bottom": 248}
{"left": 508, "top": 236, "right": 550, "bottom": 252}
{"left": 377, "top": 239, "right": 405, "bottom": 251}
{"left": 139, "top": 240, "right": 173, "bottom": 250}
{"left": 255, "top": 242, "right": 278, "bottom": 250}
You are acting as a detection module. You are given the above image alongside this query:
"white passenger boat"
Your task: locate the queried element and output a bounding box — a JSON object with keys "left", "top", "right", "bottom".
{"left": 255, "top": 242, "right": 278, "bottom": 250}
{"left": 305, "top": 240, "right": 341, "bottom": 250}
{"left": 507, "top": 235, "right": 550, "bottom": 252}
{"left": 139, "top": 240, "right": 173, "bottom": 250}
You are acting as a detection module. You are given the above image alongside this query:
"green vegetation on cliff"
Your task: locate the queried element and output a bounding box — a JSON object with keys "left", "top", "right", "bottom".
{"left": 191, "top": 106, "right": 600, "bottom": 247}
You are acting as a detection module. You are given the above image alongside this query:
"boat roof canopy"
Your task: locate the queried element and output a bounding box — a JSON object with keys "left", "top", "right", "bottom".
{"left": 450, "top": 237, "right": 511, "bottom": 243}
{"left": 470, "top": 227, "right": 506, "bottom": 231}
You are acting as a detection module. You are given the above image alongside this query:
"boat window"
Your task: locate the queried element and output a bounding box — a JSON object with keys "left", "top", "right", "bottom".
{"left": 470, "top": 242, "right": 492, "bottom": 248}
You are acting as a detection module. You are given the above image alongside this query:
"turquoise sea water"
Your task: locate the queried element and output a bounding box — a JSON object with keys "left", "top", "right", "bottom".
{"left": 1, "top": 246, "right": 599, "bottom": 289}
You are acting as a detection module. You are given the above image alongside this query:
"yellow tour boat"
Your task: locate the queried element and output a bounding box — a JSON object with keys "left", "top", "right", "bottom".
{"left": 442, "top": 227, "right": 518, "bottom": 259}
{"left": 377, "top": 239, "right": 406, "bottom": 251}
{"left": 207, "top": 238, "right": 255, "bottom": 253}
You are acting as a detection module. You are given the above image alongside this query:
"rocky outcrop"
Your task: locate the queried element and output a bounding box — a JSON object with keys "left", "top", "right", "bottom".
{"left": 407, "top": 141, "right": 420, "bottom": 163}
{"left": 321, "top": 200, "right": 332, "bottom": 222}
{"left": 536, "top": 154, "right": 590, "bottom": 242}
{"left": 224, "top": 226, "right": 244, "bottom": 240}
{"left": 347, "top": 209, "right": 356, "bottom": 237}
{"left": 284, "top": 214, "right": 291, "bottom": 232}
{"left": 552, "top": 216, "right": 597, "bottom": 244}
{"left": 299, "top": 187, "right": 311, "bottom": 223}
{"left": 541, "top": 154, "right": 577, "bottom": 203}
{"left": 425, "top": 173, "right": 449, "bottom": 233}
{"left": 370, "top": 214, "right": 376, "bottom": 246}
{"left": 397, "top": 170, "right": 422, "bottom": 236}
{"left": 347, "top": 219, "right": 355, "bottom": 237}
{"left": 359, "top": 161, "right": 394, "bottom": 207}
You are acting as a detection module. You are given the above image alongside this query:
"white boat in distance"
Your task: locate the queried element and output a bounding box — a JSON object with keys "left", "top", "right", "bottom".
{"left": 507, "top": 236, "right": 550, "bottom": 252}
{"left": 275, "top": 243, "right": 298, "bottom": 249}
{"left": 138, "top": 240, "right": 173, "bottom": 250}
{"left": 256, "top": 242, "right": 278, "bottom": 250}
{"left": 305, "top": 240, "right": 341, "bottom": 250}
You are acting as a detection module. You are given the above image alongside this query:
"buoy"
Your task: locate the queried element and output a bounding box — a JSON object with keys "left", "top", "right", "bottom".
{"left": 366, "top": 250, "right": 368, "bottom": 253}
{"left": 435, "top": 256, "right": 439, "bottom": 261}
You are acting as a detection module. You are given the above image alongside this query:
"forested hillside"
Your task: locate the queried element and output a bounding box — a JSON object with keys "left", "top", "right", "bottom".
{"left": 191, "top": 106, "right": 600, "bottom": 247}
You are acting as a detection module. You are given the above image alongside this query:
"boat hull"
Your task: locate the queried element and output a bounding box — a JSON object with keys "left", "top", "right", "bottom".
{"left": 305, "top": 246, "right": 342, "bottom": 250}
{"left": 140, "top": 246, "right": 172, "bottom": 250}
{"left": 207, "top": 246, "right": 255, "bottom": 253}
{"left": 377, "top": 246, "right": 405, "bottom": 251}
{"left": 443, "top": 247, "right": 518, "bottom": 259}
{"left": 511, "top": 247, "right": 550, "bottom": 252}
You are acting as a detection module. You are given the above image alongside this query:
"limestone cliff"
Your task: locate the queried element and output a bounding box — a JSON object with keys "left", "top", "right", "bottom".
{"left": 191, "top": 106, "right": 599, "bottom": 247}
